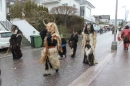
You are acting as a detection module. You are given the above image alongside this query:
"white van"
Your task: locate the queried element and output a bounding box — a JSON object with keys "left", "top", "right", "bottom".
{"left": 0, "top": 31, "right": 11, "bottom": 49}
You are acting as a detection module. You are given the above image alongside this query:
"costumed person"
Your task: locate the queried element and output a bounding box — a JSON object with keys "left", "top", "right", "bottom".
{"left": 68, "top": 31, "right": 78, "bottom": 58}
{"left": 121, "top": 25, "right": 130, "bottom": 50}
{"left": 82, "top": 23, "right": 98, "bottom": 65}
{"left": 40, "top": 21, "right": 63, "bottom": 76}
{"left": 59, "top": 34, "right": 67, "bottom": 59}
{"left": 9, "top": 25, "right": 23, "bottom": 60}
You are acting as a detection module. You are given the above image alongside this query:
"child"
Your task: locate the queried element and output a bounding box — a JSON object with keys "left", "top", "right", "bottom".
{"left": 83, "top": 40, "right": 94, "bottom": 66}
{"left": 59, "top": 34, "right": 67, "bottom": 59}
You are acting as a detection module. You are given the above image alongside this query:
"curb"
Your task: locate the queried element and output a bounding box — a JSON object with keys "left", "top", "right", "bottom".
{"left": 68, "top": 42, "right": 122, "bottom": 86}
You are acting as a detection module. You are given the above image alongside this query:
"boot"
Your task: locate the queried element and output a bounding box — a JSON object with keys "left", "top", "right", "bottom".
{"left": 43, "top": 73, "right": 51, "bottom": 76}
{"left": 56, "top": 69, "right": 59, "bottom": 73}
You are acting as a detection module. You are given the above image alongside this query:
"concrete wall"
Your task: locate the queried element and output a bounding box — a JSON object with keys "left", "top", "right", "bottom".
{"left": 0, "top": 0, "right": 6, "bottom": 21}
{"left": 0, "top": 23, "right": 7, "bottom": 31}
{"left": 12, "top": 20, "right": 40, "bottom": 43}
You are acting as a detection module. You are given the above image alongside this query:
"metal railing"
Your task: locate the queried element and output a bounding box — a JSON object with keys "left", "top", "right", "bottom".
{"left": 0, "top": 20, "right": 13, "bottom": 31}
{"left": 0, "top": 14, "right": 13, "bottom": 31}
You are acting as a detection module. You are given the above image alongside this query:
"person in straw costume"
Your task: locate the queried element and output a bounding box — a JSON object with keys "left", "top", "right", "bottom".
{"left": 82, "top": 23, "right": 98, "bottom": 65}
{"left": 40, "top": 20, "right": 63, "bottom": 76}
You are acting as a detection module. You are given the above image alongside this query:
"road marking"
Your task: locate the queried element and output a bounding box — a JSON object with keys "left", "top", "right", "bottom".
{"left": 68, "top": 42, "right": 122, "bottom": 86}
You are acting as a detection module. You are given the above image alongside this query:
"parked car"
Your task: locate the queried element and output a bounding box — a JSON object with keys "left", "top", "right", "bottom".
{"left": 0, "top": 31, "right": 11, "bottom": 49}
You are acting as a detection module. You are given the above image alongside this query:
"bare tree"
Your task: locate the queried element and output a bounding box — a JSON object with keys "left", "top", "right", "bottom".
{"left": 50, "top": 6, "right": 78, "bottom": 27}
{"left": 50, "top": 6, "right": 78, "bottom": 15}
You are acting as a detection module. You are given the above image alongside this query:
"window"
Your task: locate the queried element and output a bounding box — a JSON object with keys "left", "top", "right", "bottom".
{"left": 80, "top": 6, "right": 85, "bottom": 16}
{"left": 0, "top": 32, "right": 11, "bottom": 38}
{"left": 83, "top": 10, "right": 84, "bottom": 16}
{"left": 0, "top": 0, "right": 2, "bottom": 11}
{"left": 73, "top": 4, "right": 76, "bottom": 7}
{"left": 62, "top": 3, "right": 68, "bottom": 6}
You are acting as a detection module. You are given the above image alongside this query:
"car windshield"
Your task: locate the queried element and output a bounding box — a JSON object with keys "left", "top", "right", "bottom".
{"left": 0, "top": 32, "right": 11, "bottom": 38}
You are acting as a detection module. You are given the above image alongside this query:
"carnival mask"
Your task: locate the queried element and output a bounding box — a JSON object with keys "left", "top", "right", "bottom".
{"left": 47, "top": 23, "right": 55, "bottom": 34}
{"left": 87, "top": 24, "right": 91, "bottom": 33}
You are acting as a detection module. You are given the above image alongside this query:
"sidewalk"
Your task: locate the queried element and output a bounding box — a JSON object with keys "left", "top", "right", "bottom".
{"left": 69, "top": 42, "right": 130, "bottom": 86}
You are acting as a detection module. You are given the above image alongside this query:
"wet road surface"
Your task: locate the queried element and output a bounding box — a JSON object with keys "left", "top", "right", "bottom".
{"left": 90, "top": 42, "right": 130, "bottom": 86}
{"left": 0, "top": 32, "right": 117, "bottom": 86}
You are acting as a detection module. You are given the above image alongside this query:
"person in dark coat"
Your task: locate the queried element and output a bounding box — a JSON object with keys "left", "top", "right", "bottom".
{"left": 69, "top": 31, "right": 78, "bottom": 58}
{"left": 10, "top": 25, "right": 23, "bottom": 60}
{"left": 40, "top": 28, "right": 47, "bottom": 46}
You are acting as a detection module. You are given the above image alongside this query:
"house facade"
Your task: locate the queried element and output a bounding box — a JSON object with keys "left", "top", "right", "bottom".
{"left": 36, "top": 0, "right": 95, "bottom": 24}
{"left": 93, "top": 15, "right": 110, "bottom": 24}
{"left": 110, "top": 19, "right": 123, "bottom": 26}
{"left": 0, "top": 0, "right": 6, "bottom": 21}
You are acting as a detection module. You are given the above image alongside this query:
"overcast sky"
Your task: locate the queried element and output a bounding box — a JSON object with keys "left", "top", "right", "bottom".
{"left": 88, "top": 0, "right": 130, "bottom": 21}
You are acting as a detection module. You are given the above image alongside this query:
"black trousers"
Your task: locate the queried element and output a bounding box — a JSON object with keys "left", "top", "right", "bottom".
{"left": 11, "top": 45, "right": 22, "bottom": 59}
{"left": 72, "top": 43, "right": 77, "bottom": 57}
{"left": 45, "top": 57, "right": 52, "bottom": 70}
{"left": 59, "top": 46, "right": 66, "bottom": 57}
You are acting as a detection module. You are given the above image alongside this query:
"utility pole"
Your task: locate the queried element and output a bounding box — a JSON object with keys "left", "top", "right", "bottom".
{"left": 111, "top": 0, "right": 118, "bottom": 50}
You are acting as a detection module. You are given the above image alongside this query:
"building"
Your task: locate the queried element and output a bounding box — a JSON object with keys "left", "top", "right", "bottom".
{"left": 110, "top": 19, "right": 123, "bottom": 26}
{"left": 93, "top": 15, "right": 110, "bottom": 24}
{"left": 36, "top": 0, "right": 95, "bottom": 23}
{"left": 0, "top": 0, "right": 6, "bottom": 21}
{"left": 100, "top": 15, "right": 110, "bottom": 23}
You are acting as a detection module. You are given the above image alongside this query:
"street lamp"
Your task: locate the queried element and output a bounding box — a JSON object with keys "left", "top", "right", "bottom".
{"left": 111, "top": 0, "right": 118, "bottom": 50}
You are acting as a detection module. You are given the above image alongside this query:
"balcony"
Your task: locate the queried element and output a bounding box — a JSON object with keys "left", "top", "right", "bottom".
{"left": 40, "top": 0, "right": 61, "bottom": 4}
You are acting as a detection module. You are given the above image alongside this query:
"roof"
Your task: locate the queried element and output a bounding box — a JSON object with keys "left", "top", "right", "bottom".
{"left": 75, "top": 0, "right": 95, "bottom": 8}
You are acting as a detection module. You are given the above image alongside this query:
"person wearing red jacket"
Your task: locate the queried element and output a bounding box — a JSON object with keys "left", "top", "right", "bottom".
{"left": 121, "top": 25, "right": 130, "bottom": 50}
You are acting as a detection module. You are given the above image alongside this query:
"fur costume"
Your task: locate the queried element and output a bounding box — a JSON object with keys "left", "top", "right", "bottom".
{"left": 82, "top": 23, "right": 97, "bottom": 65}
{"left": 7, "top": 25, "right": 22, "bottom": 59}
{"left": 83, "top": 41, "right": 94, "bottom": 65}
{"left": 68, "top": 32, "right": 78, "bottom": 58}
{"left": 40, "top": 22, "right": 62, "bottom": 76}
